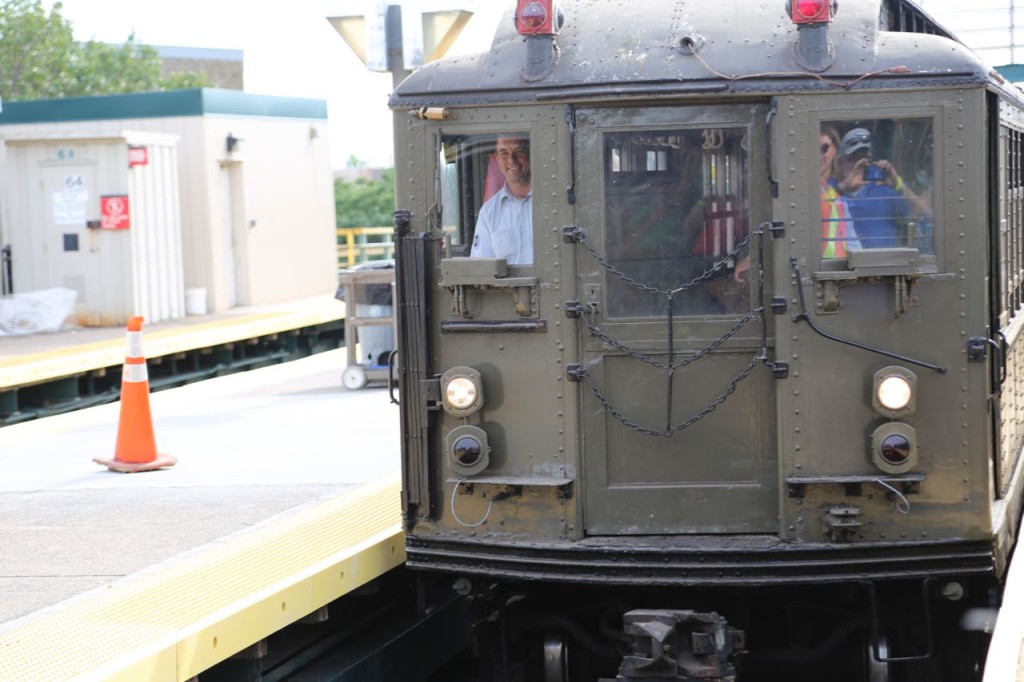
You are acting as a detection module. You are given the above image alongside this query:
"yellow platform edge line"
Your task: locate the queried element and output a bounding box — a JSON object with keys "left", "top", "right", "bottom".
{"left": 0, "top": 302, "right": 344, "bottom": 389}
{"left": 97, "top": 526, "right": 406, "bottom": 682}
{"left": 0, "top": 474, "right": 403, "bottom": 681}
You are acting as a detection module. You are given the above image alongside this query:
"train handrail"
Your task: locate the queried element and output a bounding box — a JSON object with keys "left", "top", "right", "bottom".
{"left": 337, "top": 226, "right": 394, "bottom": 269}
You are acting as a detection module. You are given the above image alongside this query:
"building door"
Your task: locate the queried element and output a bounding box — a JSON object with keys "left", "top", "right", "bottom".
{"left": 219, "top": 161, "right": 250, "bottom": 307}
{"left": 40, "top": 164, "right": 97, "bottom": 304}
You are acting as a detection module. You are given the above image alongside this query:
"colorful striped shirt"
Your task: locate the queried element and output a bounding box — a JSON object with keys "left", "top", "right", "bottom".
{"left": 821, "top": 183, "right": 861, "bottom": 257}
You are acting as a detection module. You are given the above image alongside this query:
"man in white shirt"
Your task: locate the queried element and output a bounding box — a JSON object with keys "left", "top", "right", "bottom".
{"left": 470, "top": 136, "right": 533, "bottom": 265}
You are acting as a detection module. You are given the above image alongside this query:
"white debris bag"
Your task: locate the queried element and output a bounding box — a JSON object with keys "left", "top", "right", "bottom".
{"left": 0, "top": 288, "right": 77, "bottom": 336}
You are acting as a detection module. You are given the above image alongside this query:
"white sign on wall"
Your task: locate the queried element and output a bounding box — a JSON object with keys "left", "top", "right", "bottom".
{"left": 53, "top": 190, "right": 88, "bottom": 225}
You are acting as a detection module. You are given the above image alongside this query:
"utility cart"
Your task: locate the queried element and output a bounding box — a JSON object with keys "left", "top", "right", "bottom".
{"left": 335, "top": 262, "right": 396, "bottom": 390}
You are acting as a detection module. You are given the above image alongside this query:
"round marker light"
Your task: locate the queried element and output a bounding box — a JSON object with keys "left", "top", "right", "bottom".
{"left": 877, "top": 375, "right": 912, "bottom": 411}
{"left": 453, "top": 435, "right": 484, "bottom": 467}
{"left": 447, "top": 425, "right": 490, "bottom": 475}
{"left": 520, "top": 1, "right": 548, "bottom": 30}
{"left": 871, "top": 423, "right": 917, "bottom": 474}
{"left": 446, "top": 377, "right": 478, "bottom": 411}
{"left": 795, "top": 0, "right": 827, "bottom": 18}
{"left": 879, "top": 433, "right": 912, "bottom": 466}
{"left": 786, "top": 0, "right": 835, "bottom": 24}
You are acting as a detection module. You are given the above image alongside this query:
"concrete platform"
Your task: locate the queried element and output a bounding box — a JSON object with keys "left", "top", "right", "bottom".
{"left": 0, "top": 294, "right": 346, "bottom": 390}
{"left": 0, "top": 347, "right": 403, "bottom": 678}
{"left": 985, "top": 478, "right": 1024, "bottom": 682}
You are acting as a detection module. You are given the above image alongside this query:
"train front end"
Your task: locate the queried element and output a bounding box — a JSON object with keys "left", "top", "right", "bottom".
{"left": 389, "top": 1, "right": 1020, "bottom": 678}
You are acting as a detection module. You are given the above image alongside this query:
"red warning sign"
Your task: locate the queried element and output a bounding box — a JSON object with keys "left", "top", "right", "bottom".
{"left": 128, "top": 146, "right": 149, "bottom": 167}
{"left": 100, "top": 195, "right": 130, "bottom": 230}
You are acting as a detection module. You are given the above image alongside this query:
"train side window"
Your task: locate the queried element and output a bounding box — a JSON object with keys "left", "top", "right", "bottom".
{"left": 439, "top": 132, "right": 532, "bottom": 263}
{"left": 820, "top": 118, "right": 934, "bottom": 260}
{"left": 603, "top": 128, "right": 750, "bottom": 318}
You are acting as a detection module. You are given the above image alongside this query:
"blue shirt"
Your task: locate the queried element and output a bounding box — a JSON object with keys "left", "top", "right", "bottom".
{"left": 470, "top": 184, "right": 533, "bottom": 265}
{"left": 843, "top": 182, "right": 909, "bottom": 248}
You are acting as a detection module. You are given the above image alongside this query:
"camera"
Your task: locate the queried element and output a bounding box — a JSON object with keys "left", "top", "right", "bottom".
{"left": 863, "top": 164, "right": 886, "bottom": 182}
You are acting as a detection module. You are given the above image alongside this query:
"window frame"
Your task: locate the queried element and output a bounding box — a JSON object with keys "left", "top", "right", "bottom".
{"left": 430, "top": 123, "right": 539, "bottom": 262}
{"left": 810, "top": 106, "right": 945, "bottom": 273}
{"left": 573, "top": 102, "right": 771, "bottom": 346}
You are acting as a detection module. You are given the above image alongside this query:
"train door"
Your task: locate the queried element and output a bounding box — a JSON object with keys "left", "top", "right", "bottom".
{"left": 572, "top": 104, "right": 778, "bottom": 535}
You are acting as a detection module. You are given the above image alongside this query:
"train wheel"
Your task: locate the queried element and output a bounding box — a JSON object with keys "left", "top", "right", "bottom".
{"left": 543, "top": 632, "right": 569, "bottom": 682}
{"left": 341, "top": 365, "right": 368, "bottom": 390}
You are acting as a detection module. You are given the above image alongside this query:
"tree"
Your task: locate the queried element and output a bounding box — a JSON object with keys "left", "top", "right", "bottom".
{"left": 70, "top": 36, "right": 209, "bottom": 97}
{"left": 0, "top": 0, "right": 209, "bottom": 103}
{"left": 335, "top": 168, "right": 396, "bottom": 228}
{"left": 0, "top": 0, "right": 76, "bottom": 101}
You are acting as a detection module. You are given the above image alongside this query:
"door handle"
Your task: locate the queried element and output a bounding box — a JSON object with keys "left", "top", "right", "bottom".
{"left": 388, "top": 350, "right": 399, "bottom": 405}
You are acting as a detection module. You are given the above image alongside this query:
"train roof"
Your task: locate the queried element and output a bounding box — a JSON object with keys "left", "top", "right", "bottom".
{"left": 389, "top": 0, "right": 994, "bottom": 107}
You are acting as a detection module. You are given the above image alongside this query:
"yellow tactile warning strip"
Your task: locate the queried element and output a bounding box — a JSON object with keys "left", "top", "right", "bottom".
{"left": 0, "top": 299, "right": 345, "bottom": 390}
{"left": 0, "top": 474, "right": 404, "bottom": 681}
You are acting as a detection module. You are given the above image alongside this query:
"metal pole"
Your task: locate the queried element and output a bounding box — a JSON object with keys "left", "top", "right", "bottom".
{"left": 1, "top": 244, "right": 12, "bottom": 295}
{"left": 386, "top": 5, "right": 413, "bottom": 90}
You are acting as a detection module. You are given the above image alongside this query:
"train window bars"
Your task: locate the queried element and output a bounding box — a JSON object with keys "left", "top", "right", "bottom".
{"left": 601, "top": 127, "right": 751, "bottom": 319}
{"left": 820, "top": 117, "right": 935, "bottom": 260}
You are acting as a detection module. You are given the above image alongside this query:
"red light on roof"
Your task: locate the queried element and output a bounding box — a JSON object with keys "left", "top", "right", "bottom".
{"left": 521, "top": 2, "right": 547, "bottom": 29}
{"left": 789, "top": 0, "right": 835, "bottom": 24}
{"left": 517, "top": 0, "right": 556, "bottom": 35}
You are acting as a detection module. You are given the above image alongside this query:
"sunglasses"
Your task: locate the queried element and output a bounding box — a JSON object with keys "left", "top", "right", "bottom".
{"left": 820, "top": 143, "right": 832, "bottom": 154}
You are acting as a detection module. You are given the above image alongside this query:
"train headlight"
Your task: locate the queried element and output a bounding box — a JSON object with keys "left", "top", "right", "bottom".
{"left": 878, "top": 376, "right": 912, "bottom": 411}
{"left": 447, "top": 425, "right": 490, "bottom": 475}
{"left": 447, "top": 377, "right": 478, "bottom": 409}
{"left": 871, "top": 423, "right": 918, "bottom": 474}
{"left": 872, "top": 366, "right": 916, "bottom": 418}
{"left": 441, "top": 366, "right": 484, "bottom": 417}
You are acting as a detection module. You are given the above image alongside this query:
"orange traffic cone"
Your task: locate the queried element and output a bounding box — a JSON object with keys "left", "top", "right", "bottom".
{"left": 93, "top": 316, "right": 177, "bottom": 473}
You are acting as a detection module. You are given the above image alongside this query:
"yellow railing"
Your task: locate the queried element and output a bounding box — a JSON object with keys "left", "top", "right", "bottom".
{"left": 336, "top": 226, "right": 394, "bottom": 269}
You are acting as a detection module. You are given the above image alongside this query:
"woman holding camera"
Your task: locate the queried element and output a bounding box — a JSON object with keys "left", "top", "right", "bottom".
{"left": 820, "top": 127, "right": 861, "bottom": 257}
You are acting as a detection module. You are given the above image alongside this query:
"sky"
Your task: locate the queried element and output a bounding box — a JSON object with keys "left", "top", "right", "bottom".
{"left": 915, "top": 0, "right": 1024, "bottom": 65}
{"left": 48, "top": 0, "right": 506, "bottom": 170}
{"left": 45, "top": 0, "right": 1020, "bottom": 170}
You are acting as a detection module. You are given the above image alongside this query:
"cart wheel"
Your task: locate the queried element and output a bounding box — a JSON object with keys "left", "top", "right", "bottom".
{"left": 342, "top": 365, "right": 368, "bottom": 390}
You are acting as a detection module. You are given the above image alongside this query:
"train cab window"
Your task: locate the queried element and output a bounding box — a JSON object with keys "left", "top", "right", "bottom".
{"left": 820, "top": 118, "right": 934, "bottom": 260}
{"left": 603, "top": 128, "right": 750, "bottom": 318}
{"left": 439, "top": 132, "right": 533, "bottom": 264}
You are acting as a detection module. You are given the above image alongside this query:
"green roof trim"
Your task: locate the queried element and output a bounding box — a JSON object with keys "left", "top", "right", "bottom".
{"left": 0, "top": 88, "right": 327, "bottom": 125}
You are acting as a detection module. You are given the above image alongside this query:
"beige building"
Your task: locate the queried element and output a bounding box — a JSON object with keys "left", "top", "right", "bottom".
{"left": 0, "top": 88, "right": 337, "bottom": 325}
